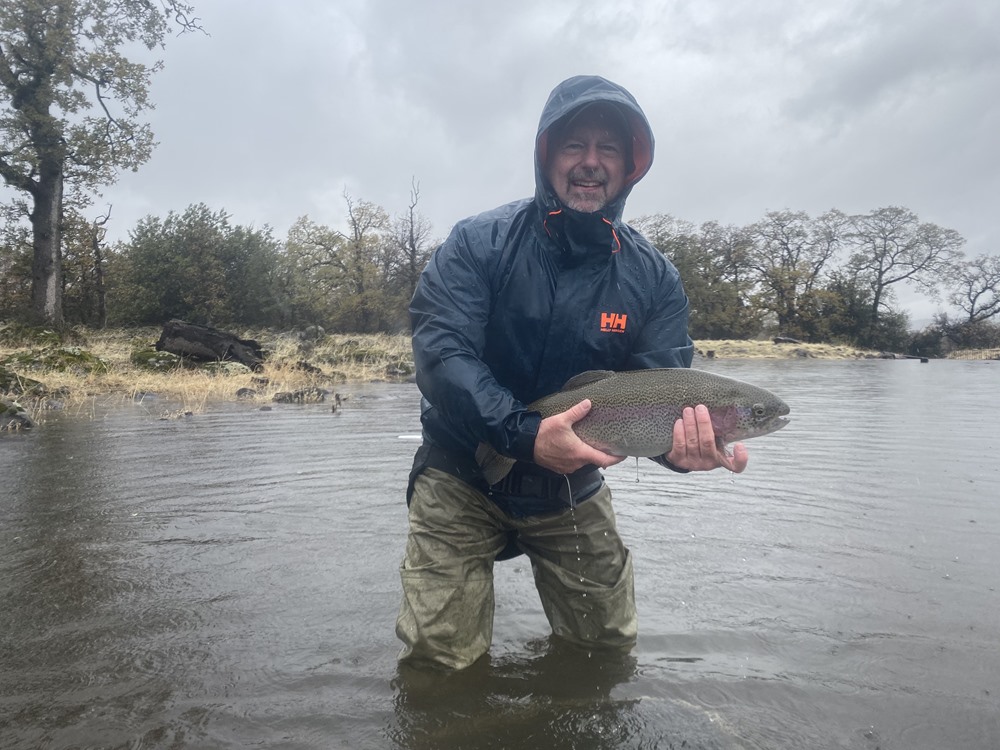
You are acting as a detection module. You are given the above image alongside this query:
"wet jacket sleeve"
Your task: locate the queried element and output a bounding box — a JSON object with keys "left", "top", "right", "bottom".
{"left": 410, "top": 223, "right": 541, "bottom": 461}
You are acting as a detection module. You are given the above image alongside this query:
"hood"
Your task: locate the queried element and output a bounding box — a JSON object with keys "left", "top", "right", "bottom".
{"left": 534, "top": 75, "right": 655, "bottom": 221}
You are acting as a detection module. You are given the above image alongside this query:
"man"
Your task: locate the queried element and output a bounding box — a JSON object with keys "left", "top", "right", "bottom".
{"left": 397, "top": 75, "right": 748, "bottom": 671}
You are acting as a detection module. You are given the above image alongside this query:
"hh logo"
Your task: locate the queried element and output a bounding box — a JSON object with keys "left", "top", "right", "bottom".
{"left": 600, "top": 312, "right": 628, "bottom": 333}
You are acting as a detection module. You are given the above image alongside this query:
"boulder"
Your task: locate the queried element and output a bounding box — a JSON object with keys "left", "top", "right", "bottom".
{"left": 1, "top": 398, "right": 35, "bottom": 431}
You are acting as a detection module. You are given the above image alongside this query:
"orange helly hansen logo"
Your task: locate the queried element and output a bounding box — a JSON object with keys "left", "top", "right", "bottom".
{"left": 600, "top": 312, "right": 628, "bottom": 333}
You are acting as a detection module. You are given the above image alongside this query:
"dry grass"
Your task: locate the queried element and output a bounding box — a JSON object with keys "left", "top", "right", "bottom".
{"left": 947, "top": 347, "right": 1000, "bottom": 361}
{"left": 1, "top": 327, "right": 415, "bottom": 415}
{"left": 694, "top": 339, "right": 877, "bottom": 360}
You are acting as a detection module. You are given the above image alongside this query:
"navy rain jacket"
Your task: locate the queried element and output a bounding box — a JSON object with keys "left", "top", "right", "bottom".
{"left": 410, "top": 75, "right": 695, "bottom": 493}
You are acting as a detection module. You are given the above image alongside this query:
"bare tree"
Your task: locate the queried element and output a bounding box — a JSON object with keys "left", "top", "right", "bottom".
{"left": 950, "top": 253, "right": 1000, "bottom": 323}
{"left": 846, "top": 206, "right": 965, "bottom": 340}
{"left": 394, "top": 178, "right": 433, "bottom": 300}
{"left": 745, "top": 210, "right": 844, "bottom": 336}
{"left": 91, "top": 205, "right": 111, "bottom": 327}
{"left": 58, "top": 202, "right": 110, "bottom": 326}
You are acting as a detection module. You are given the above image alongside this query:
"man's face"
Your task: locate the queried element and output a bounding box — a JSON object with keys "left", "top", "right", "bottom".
{"left": 545, "top": 108, "right": 628, "bottom": 214}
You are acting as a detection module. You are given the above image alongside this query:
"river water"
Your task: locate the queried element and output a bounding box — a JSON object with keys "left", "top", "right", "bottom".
{"left": 1, "top": 359, "right": 997, "bottom": 749}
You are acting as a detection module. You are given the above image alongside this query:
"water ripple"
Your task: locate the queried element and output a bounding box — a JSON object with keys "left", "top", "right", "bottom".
{"left": 1, "top": 365, "right": 998, "bottom": 749}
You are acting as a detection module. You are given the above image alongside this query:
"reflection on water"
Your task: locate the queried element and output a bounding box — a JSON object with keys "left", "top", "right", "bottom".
{"left": 391, "top": 639, "right": 741, "bottom": 750}
{"left": 1, "top": 362, "right": 998, "bottom": 749}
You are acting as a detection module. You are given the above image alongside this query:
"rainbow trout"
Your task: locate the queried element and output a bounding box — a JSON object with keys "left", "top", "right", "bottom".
{"left": 476, "top": 368, "right": 790, "bottom": 485}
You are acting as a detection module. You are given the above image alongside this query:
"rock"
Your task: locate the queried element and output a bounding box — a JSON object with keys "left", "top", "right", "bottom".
{"left": 385, "top": 359, "right": 415, "bottom": 378}
{"left": 2, "top": 347, "right": 107, "bottom": 375}
{"left": 272, "top": 387, "right": 329, "bottom": 404}
{"left": 298, "top": 325, "right": 326, "bottom": 342}
{"left": 1, "top": 398, "right": 35, "bottom": 431}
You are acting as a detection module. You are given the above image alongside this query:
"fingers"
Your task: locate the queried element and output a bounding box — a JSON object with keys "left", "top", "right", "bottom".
{"left": 562, "top": 398, "right": 592, "bottom": 425}
{"left": 730, "top": 442, "right": 749, "bottom": 473}
{"left": 539, "top": 400, "right": 751, "bottom": 475}
{"left": 716, "top": 442, "right": 748, "bottom": 473}
{"left": 667, "top": 405, "right": 750, "bottom": 473}
{"left": 564, "top": 400, "right": 624, "bottom": 467}
{"left": 694, "top": 404, "right": 716, "bottom": 456}
{"left": 534, "top": 399, "right": 616, "bottom": 474}
{"left": 672, "top": 406, "right": 705, "bottom": 461}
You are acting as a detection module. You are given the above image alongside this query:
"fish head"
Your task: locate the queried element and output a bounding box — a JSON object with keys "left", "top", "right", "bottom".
{"left": 709, "top": 392, "right": 790, "bottom": 445}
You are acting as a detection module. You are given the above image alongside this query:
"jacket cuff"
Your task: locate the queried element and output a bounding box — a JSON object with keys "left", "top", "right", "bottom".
{"left": 504, "top": 411, "right": 542, "bottom": 463}
{"left": 649, "top": 453, "right": 691, "bottom": 474}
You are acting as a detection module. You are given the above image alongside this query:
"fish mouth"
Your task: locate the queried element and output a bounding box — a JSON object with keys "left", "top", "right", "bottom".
{"left": 770, "top": 416, "right": 791, "bottom": 433}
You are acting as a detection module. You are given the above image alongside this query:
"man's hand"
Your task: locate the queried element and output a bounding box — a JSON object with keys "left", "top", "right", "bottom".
{"left": 533, "top": 399, "right": 626, "bottom": 475}
{"left": 665, "top": 404, "right": 749, "bottom": 473}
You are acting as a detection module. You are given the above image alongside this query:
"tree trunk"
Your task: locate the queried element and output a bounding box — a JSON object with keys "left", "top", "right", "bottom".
{"left": 156, "top": 319, "right": 266, "bottom": 371}
{"left": 29, "top": 164, "right": 64, "bottom": 326}
{"left": 92, "top": 216, "right": 109, "bottom": 329}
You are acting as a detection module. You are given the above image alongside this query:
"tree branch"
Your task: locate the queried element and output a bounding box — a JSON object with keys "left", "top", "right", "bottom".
{"left": 0, "top": 152, "right": 39, "bottom": 196}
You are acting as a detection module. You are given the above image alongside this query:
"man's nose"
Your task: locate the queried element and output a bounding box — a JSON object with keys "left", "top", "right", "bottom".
{"left": 580, "top": 143, "right": 601, "bottom": 166}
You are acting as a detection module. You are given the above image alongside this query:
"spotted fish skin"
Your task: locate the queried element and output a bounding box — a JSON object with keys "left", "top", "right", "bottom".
{"left": 476, "top": 368, "right": 790, "bottom": 485}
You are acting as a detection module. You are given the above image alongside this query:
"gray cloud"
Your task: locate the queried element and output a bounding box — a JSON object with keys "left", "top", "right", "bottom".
{"left": 8, "top": 0, "right": 996, "bottom": 322}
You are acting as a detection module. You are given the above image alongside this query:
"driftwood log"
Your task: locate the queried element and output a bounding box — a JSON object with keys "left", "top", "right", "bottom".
{"left": 155, "top": 320, "right": 265, "bottom": 371}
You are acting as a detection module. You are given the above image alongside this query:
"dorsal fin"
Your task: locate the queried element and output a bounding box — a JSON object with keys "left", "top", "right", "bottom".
{"left": 561, "top": 370, "right": 615, "bottom": 391}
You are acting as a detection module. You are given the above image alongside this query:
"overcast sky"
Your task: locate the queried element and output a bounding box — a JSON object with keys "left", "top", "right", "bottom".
{"left": 93, "top": 0, "right": 1000, "bottom": 323}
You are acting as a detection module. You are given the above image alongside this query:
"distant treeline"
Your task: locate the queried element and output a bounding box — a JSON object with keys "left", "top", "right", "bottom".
{"left": 631, "top": 208, "right": 1000, "bottom": 356}
{"left": 1, "top": 196, "right": 998, "bottom": 357}
{"left": 2, "top": 1, "right": 996, "bottom": 358}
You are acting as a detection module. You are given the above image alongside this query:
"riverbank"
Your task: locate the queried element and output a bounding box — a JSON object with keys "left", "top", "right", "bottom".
{"left": 0, "top": 326, "right": 880, "bottom": 418}
{"left": 692, "top": 339, "right": 877, "bottom": 360}
{"left": 1, "top": 327, "right": 414, "bottom": 418}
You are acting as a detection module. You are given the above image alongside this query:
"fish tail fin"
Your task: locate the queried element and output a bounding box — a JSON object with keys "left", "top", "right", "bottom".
{"left": 475, "top": 442, "right": 516, "bottom": 486}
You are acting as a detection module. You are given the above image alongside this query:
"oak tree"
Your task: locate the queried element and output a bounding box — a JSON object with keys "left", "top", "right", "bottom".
{"left": 0, "top": 0, "right": 199, "bottom": 325}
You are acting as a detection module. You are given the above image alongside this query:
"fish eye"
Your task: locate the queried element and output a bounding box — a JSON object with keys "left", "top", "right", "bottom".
{"left": 753, "top": 404, "right": 765, "bottom": 417}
